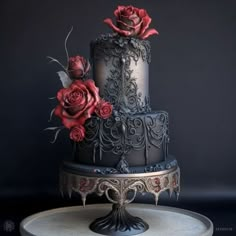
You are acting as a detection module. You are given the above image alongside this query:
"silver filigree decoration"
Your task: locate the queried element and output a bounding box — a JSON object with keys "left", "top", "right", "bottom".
{"left": 60, "top": 166, "right": 180, "bottom": 207}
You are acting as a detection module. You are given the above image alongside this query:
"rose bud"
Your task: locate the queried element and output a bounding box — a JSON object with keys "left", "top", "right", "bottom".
{"left": 70, "top": 125, "right": 85, "bottom": 142}
{"left": 95, "top": 100, "right": 113, "bottom": 119}
{"left": 104, "top": 5, "right": 158, "bottom": 39}
{"left": 68, "top": 55, "right": 90, "bottom": 79}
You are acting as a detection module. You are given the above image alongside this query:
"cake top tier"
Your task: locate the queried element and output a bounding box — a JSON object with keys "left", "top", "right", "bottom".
{"left": 91, "top": 34, "right": 152, "bottom": 115}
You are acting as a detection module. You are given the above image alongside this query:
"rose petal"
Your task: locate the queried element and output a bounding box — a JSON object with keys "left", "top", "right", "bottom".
{"left": 119, "top": 14, "right": 135, "bottom": 26}
{"left": 122, "top": 6, "right": 134, "bottom": 16}
{"left": 83, "top": 79, "right": 95, "bottom": 87}
{"left": 54, "top": 104, "right": 62, "bottom": 117}
{"left": 57, "top": 88, "right": 68, "bottom": 106}
{"left": 68, "top": 57, "right": 83, "bottom": 71}
{"left": 114, "top": 6, "right": 125, "bottom": 18}
{"left": 129, "top": 13, "right": 141, "bottom": 25}
{"left": 84, "top": 79, "right": 100, "bottom": 105}
{"left": 54, "top": 105, "right": 81, "bottom": 129}
{"left": 117, "top": 20, "right": 136, "bottom": 30}
{"left": 104, "top": 18, "right": 132, "bottom": 36}
{"left": 139, "top": 14, "right": 152, "bottom": 36}
{"left": 138, "top": 9, "right": 147, "bottom": 18}
{"left": 118, "top": 20, "right": 142, "bottom": 35}
{"left": 72, "top": 61, "right": 84, "bottom": 71}
{"left": 139, "top": 28, "right": 159, "bottom": 39}
{"left": 71, "top": 79, "right": 87, "bottom": 90}
{"left": 119, "top": 12, "right": 141, "bottom": 25}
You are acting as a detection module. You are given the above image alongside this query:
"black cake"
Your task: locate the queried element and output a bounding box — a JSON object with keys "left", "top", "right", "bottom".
{"left": 64, "top": 34, "right": 178, "bottom": 175}
{"left": 55, "top": 6, "right": 181, "bottom": 235}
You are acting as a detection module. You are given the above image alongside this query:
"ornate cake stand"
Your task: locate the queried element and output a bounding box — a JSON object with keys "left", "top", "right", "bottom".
{"left": 60, "top": 163, "right": 180, "bottom": 236}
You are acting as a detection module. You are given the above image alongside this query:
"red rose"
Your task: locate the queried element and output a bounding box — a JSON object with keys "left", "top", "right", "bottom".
{"left": 95, "top": 100, "right": 113, "bottom": 119}
{"left": 104, "top": 5, "right": 158, "bottom": 39}
{"left": 54, "top": 79, "right": 100, "bottom": 129}
{"left": 68, "top": 56, "right": 90, "bottom": 79}
{"left": 69, "top": 125, "right": 85, "bottom": 142}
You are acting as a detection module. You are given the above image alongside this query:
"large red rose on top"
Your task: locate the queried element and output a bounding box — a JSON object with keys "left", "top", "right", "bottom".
{"left": 54, "top": 79, "right": 100, "bottom": 129}
{"left": 104, "top": 5, "right": 158, "bottom": 39}
{"left": 68, "top": 56, "right": 90, "bottom": 79}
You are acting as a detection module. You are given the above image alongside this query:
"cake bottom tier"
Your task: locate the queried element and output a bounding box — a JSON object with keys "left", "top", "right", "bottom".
{"left": 74, "top": 111, "right": 169, "bottom": 172}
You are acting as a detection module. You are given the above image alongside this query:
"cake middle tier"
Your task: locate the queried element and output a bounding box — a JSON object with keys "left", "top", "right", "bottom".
{"left": 74, "top": 111, "right": 169, "bottom": 170}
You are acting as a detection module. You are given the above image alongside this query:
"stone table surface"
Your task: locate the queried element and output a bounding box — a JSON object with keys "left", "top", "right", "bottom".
{"left": 20, "top": 203, "right": 213, "bottom": 236}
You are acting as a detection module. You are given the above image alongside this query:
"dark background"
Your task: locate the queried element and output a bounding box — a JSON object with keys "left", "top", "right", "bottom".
{"left": 0, "top": 0, "right": 235, "bottom": 235}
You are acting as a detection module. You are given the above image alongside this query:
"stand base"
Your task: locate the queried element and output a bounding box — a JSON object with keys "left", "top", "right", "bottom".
{"left": 20, "top": 204, "right": 214, "bottom": 236}
{"left": 90, "top": 204, "right": 148, "bottom": 236}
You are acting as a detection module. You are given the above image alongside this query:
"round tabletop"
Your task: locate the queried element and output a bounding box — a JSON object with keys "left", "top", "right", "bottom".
{"left": 20, "top": 204, "right": 213, "bottom": 236}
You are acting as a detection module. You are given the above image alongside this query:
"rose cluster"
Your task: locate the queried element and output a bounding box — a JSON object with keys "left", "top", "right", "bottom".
{"left": 104, "top": 5, "right": 158, "bottom": 39}
{"left": 54, "top": 56, "right": 112, "bottom": 142}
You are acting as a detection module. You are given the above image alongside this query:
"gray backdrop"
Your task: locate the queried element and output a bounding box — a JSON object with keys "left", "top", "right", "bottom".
{"left": 0, "top": 0, "right": 235, "bottom": 202}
